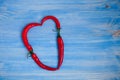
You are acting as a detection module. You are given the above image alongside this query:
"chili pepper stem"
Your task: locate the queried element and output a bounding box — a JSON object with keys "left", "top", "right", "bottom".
{"left": 27, "top": 50, "right": 34, "bottom": 58}
{"left": 57, "top": 28, "right": 61, "bottom": 37}
{"left": 29, "top": 50, "right": 34, "bottom": 54}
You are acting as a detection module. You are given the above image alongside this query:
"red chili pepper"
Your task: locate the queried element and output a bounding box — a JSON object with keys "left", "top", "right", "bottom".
{"left": 41, "top": 16, "right": 60, "bottom": 29}
{"left": 57, "top": 36, "right": 64, "bottom": 69}
{"left": 22, "top": 16, "right": 64, "bottom": 71}
{"left": 22, "top": 23, "right": 41, "bottom": 51}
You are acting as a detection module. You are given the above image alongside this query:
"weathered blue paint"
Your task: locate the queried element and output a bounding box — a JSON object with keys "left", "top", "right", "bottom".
{"left": 0, "top": 0, "right": 120, "bottom": 80}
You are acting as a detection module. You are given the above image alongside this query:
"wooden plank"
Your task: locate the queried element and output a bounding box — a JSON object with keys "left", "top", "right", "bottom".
{"left": 0, "top": 0, "right": 120, "bottom": 80}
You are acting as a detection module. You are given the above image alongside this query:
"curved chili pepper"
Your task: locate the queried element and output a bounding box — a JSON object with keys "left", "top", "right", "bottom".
{"left": 41, "top": 16, "right": 60, "bottom": 29}
{"left": 22, "top": 16, "right": 64, "bottom": 71}
{"left": 22, "top": 23, "right": 41, "bottom": 51}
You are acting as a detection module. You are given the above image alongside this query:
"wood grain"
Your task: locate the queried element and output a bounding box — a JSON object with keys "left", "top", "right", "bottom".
{"left": 0, "top": 0, "right": 120, "bottom": 80}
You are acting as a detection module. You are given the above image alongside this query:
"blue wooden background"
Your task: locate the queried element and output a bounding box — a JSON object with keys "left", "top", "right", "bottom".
{"left": 0, "top": 0, "right": 120, "bottom": 80}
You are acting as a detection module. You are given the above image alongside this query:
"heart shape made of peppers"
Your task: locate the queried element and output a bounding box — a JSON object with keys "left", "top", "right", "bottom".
{"left": 22, "top": 16, "right": 64, "bottom": 71}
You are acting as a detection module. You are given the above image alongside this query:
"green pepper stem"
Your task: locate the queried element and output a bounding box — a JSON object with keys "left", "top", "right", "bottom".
{"left": 27, "top": 50, "right": 34, "bottom": 58}
{"left": 57, "top": 28, "right": 61, "bottom": 38}
{"left": 29, "top": 50, "right": 34, "bottom": 54}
